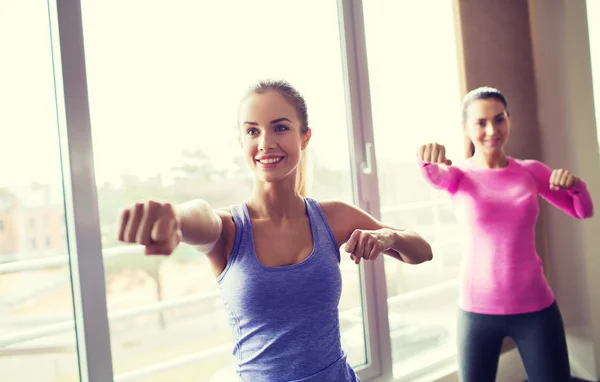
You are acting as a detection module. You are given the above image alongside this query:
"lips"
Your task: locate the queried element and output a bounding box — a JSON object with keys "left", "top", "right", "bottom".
{"left": 485, "top": 138, "right": 502, "bottom": 145}
{"left": 257, "top": 157, "right": 283, "bottom": 164}
{"left": 255, "top": 156, "right": 284, "bottom": 168}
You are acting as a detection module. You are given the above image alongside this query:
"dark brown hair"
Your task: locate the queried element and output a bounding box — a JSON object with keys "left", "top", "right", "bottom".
{"left": 462, "top": 86, "right": 510, "bottom": 157}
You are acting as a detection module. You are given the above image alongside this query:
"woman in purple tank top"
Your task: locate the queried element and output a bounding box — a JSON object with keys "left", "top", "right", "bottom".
{"left": 116, "top": 79, "right": 434, "bottom": 381}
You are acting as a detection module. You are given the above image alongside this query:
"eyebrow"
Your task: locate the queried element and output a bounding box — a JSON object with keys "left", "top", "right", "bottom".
{"left": 476, "top": 112, "right": 505, "bottom": 121}
{"left": 243, "top": 118, "right": 292, "bottom": 126}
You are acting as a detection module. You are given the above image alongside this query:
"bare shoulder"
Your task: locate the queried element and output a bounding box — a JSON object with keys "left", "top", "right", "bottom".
{"left": 316, "top": 200, "right": 383, "bottom": 246}
{"left": 214, "top": 207, "right": 234, "bottom": 223}
{"left": 319, "top": 200, "right": 366, "bottom": 221}
{"left": 204, "top": 206, "right": 237, "bottom": 276}
{"left": 213, "top": 206, "right": 236, "bottom": 249}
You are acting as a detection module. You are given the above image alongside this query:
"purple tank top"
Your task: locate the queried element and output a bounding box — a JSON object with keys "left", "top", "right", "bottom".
{"left": 216, "top": 198, "right": 360, "bottom": 381}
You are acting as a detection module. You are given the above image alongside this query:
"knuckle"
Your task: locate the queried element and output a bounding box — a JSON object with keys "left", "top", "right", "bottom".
{"left": 162, "top": 203, "right": 176, "bottom": 218}
{"left": 146, "top": 200, "right": 160, "bottom": 212}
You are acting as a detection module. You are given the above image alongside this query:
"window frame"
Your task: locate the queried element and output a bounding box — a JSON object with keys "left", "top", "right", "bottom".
{"left": 337, "top": 0, "right": 392, "bottom": 381}
{"left": 51, "top": 0, "right": 114, "bottom": 380}
{"left": 43, "top": 0, "right": 467, "bottom": 381}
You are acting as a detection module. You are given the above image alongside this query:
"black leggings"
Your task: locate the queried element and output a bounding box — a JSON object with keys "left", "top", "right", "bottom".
{"left": 457, "top": 301, "right": 571, "bottom": 382}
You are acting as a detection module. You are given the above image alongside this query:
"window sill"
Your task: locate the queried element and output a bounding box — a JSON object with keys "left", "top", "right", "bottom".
{"left": 393, "top": 345, "right": 456, "bottom": 382}
{"left": 369, "top": 346, "right": 526, "bottom": 382}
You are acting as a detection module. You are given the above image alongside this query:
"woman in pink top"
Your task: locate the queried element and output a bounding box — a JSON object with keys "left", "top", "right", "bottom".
{"left": 417, "top": 87, "right": 594, "bottom": 382}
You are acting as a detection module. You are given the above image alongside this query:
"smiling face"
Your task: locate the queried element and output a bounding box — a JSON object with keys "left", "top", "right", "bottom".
{"left": 238, "top": 90, "right": 311, "bottom": 187}
{"left": 464, "top": 98, "right": 511, "bottom": 155}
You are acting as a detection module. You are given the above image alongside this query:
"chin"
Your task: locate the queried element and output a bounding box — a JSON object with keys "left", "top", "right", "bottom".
{"left": 478, "top": 140, "right": 504, "bottom": 150}
{"left": 253, "top": 172, "right": 282, "bottom": 184}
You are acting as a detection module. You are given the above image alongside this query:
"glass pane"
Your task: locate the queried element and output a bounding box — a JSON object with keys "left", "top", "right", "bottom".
{"left": 80, "top": 1, "right": 365, "bottom": 380}
{"left": 0, "top": 2, "right": 80, "bottom": 382}
{"left": 588, "top": 0, "right": 600, "bottom": 143}
{"left": 363, "top": 0, "right": 464, "bottom": 378}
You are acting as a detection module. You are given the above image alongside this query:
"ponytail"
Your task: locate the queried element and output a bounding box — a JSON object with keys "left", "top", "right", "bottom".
{"left": 296, "top": 150, "right": 309, "bottom": 197}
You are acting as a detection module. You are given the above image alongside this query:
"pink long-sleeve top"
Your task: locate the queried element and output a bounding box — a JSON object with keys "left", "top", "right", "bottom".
{"left": 420, "top": 157, "right": 594, "bottom": 314}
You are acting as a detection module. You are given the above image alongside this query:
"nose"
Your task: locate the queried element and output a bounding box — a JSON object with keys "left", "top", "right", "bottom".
{"left": 485, "top": 122, "right": 496, "bottom": 136}
{"left": 258, "top": 131, "right": 276, "bottom": 151}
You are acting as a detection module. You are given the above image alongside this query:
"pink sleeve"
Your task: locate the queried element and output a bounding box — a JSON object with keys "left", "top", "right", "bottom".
{"left": 418, "top": 160, "right": 464, "bottom": 194}
{"left": 523, "top": 159, "right": 594, "bottom": 219}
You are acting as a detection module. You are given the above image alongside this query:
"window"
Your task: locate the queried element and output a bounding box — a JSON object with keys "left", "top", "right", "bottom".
{"left": 81, "top": 1, "right": 367, "bottom": 380}
{"left": 363, "top": 0, "right": 464, "bottom": 378}
{"left": 3, "top": 0, "right": 472, "bottom": 380}
{"left": 0, "top": 1, "right": 79, "bottom": 381}
{"left": 588, "top": 0, "right": 600, "bottom": 143}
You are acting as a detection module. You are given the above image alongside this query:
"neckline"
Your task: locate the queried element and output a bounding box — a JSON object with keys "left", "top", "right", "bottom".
{"left": 242, "top": 198, "right": 319, "bottom": 271}
{"left": 467, "top": 156, "right": 513, "bottom": 172}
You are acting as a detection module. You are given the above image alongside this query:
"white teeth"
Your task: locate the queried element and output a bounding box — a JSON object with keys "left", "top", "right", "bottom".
{"left": 259, "top": 157, "right": 282, "bottom": 164}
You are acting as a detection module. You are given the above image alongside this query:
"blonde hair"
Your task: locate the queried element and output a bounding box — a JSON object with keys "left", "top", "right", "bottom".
{"left": 295, "top": 150, "right": 309, "bottom": 197}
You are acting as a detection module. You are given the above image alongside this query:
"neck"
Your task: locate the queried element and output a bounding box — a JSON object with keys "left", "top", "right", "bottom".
{"left": 472, "top": 150, "right": 509, "bottom": 169}
{"left": 247, "top": 178, "right": 305, "bottom": 220}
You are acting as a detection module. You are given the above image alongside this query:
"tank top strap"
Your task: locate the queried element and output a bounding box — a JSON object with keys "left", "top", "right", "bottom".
{"left": 303, "top": 198, "right": 340, "bottom": 262}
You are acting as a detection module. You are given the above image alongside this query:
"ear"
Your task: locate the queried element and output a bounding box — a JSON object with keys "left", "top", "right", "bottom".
{"left": 301, "top": 128, "right": 312, "bottom": 150}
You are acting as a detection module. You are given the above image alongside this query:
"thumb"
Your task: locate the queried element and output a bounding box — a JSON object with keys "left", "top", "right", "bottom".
{"left": 444, "top": 159, "right": 452, "bottom": 166}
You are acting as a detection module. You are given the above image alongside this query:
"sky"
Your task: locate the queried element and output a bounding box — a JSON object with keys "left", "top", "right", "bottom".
{"left": 0, "top": 0, "right": 534, "bottom": 190}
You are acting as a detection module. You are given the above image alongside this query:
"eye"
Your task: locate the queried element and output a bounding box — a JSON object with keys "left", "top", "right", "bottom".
{"left": 246, "top": 127, "right": 259, "bottom": 135}
{"left": 477, "top": 121, "right": 486, "bottom": 128}
{"left": 274, "top": 124, "right": 289, "bottom": 132}
{"left": 495, "top": 116, "right": 505, "bottom": 123}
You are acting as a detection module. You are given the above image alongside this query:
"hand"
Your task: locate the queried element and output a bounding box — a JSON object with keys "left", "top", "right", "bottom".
{"left": 550, "top": 169, "right": 579, "bottom": 191}
{"left": 117, "top": 201, "right": 181, "bottom": 255}
{"left": 418, "top": 143, "right": 452, "bottom": 165}
{"left": 343, "top": 229, "right": 390, "bottom": 264}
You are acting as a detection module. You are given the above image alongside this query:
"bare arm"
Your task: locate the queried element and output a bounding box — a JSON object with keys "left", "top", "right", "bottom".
{"left": 321, "top": 201, "right": 433, "bottom": 264}
{"left": 176, "top": 200, "right": 234, "bottom": 276}
{"left": 176, "top": 199, "right": 223, "bottom": 251}
{"left": 118, "top": 199, "right": 232, "bottom": 277}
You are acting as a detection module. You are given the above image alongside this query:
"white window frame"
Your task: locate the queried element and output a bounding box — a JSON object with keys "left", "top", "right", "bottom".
{"left": 8, "top": 0, "right": 465, "bottom": 381}
{"left": 51, "top": 0, "right": 114, "bottom": 380}
{"left": 337, "top": 0, "right": 392, "bottom": 381}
